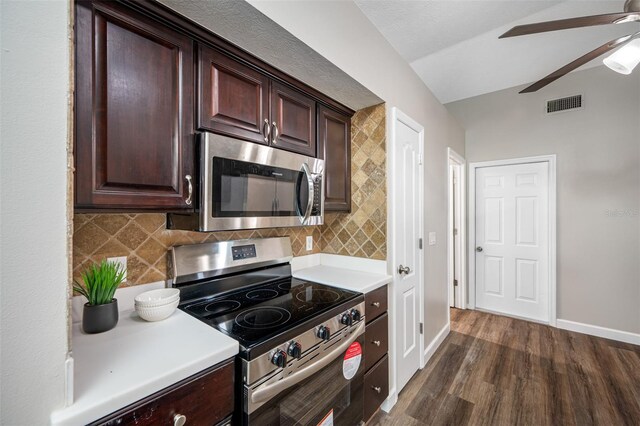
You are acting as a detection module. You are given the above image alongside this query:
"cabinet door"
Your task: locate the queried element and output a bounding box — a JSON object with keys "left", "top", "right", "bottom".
{"left": 93, "top": 360, "right": 234, "bottom": 426}
{"left": 75, "top": 1, "right": 194, "bottom": 210}
{"left": 271, "top": 81, "right": 316, "bottom": 156}
{"left": 198, "top": 44, "right": 270, "bottom": 145}
{"left": 317, "top": 105, "right": 352, "bottom": 211}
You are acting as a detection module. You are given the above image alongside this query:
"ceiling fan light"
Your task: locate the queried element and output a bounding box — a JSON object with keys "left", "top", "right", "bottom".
{"left": 603, "top": 38, "right": 640, "bottom": 75}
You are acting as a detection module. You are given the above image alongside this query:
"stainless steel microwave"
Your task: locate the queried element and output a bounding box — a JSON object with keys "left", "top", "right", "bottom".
{"left": 168, "top": 132, "right": 324, "bottom": 232}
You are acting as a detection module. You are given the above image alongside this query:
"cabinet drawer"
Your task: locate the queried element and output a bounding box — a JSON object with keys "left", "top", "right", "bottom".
{"left": 365, "top": 313, "right": 388, "bottom": 371}
{"left": 364, "top": 355, "right": 389, "bottom": 423}
{"left": 94, "top": 360, "right": 234, "bottom": 426}
{"left": 365, "top": 285, "right": 388, "bottom": 323}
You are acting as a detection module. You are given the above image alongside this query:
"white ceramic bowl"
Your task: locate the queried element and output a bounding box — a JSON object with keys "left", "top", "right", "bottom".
{"left": 134, "top": 288, "right": 179, "bottom": 307}
{"left": 136, "top": 299, "right": 179, "bottom": 322}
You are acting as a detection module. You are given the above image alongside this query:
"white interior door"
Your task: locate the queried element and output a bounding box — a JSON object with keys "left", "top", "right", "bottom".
{"left": 393, "top": 113, "right": 422, "bottom": 393}
{"left": 475, "top": 162, "right": 550, "bottom": 322}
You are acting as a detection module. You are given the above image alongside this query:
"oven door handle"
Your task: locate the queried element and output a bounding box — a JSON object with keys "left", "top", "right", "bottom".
{"left": 251, "top": 320, "right": 365, "bottom": 404}
{"left": 300, "top": 163, "right": 314, "bottom": 225}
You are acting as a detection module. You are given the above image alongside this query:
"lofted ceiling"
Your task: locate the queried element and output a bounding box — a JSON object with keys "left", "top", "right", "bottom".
{"left": 355, "top": 0, "right": 640, "bottom": 103}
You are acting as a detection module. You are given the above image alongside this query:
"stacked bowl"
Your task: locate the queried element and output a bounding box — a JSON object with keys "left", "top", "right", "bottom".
{"left": 134, "top": 288, "right": 180, "bottom": 322}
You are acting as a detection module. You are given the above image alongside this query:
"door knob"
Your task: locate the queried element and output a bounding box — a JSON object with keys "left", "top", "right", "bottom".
{"left": 398, "top": 265, "right": 411, "bottom": 275}
{"left": 476, "top": 246, "right": 483, "bottom": 252}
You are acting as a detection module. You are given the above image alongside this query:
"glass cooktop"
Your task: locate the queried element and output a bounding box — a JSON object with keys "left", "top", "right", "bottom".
{"left": 180, "top": 277, "right": 360, "bottom": 349}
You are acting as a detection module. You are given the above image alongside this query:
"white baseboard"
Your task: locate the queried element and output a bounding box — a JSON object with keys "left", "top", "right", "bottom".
{"left": 556, "top": 319, "right": 640, "bottom": 345}
{"left": 424, "top": 322, "right": 451, "bottom": 363}
{"left": 381, "top": 387, "right": 398, "bottom": 413}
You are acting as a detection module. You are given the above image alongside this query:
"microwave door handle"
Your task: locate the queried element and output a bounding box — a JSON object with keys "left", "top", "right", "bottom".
{"left": 300, "top": 163, "right": 314, "bottom": 224}
{"left": 250, "top": 320, "right": 365, "bottom": 404}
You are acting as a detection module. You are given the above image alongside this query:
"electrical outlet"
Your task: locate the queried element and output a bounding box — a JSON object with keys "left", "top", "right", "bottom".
{"left": 428, "top": 232, "right": 437, "bottom": 246}
{"left": 306, "top": 235, "right": 313, "bottom": 251}
{"left": 107, "top": 256, "right": 127, "bottom": 281}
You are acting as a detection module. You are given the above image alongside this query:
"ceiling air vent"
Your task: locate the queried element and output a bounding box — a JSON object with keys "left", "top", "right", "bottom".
{"left": 546, "top": 94, "right": 583, "bottom": 114}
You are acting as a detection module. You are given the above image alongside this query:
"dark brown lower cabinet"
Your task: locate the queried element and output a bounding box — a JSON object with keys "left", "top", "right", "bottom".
{"left": 92, "top": 359, "right": 234, "bottom": 426}
{"left": 364, "top": 355, "right": 389, "bottom": 423}
{"left": 317, "top": 105, "right": 351, "bottom": 212}
{"left": 364, "top": 285, "right": 389, "bottom": 423}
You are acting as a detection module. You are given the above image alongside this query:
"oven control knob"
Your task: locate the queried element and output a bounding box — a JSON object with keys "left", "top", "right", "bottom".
{"left": 287, "top": 341, "right": 302, "bottom": 359}
{"left": 350, "top": 309, "right": 361, "bottom": 322}
{"left": 317, "top": 325, "right": 331, "bottom": 341}
{"left": 341, "top": 313, "right": 353, "bottom": 326}
{"left": 271, "top": 349, "right": 287, "bottom": 368}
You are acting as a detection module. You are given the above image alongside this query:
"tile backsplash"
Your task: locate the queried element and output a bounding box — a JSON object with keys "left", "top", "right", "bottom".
{"left": 321, "top": 103, "right": 386, "bottom": 260}
{"left": 72, "top": 103, "right": 387, "bottom": 286}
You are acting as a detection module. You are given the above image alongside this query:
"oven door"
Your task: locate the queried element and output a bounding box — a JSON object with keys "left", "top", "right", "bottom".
{"left": 245, "top": 325, "right": 365, "bottom": 426}
{"left": 200, "top": 132, "right": 324, "bottom": 231}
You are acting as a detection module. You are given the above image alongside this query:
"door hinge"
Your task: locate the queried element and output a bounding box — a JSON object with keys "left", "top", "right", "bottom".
{"left": 453, "top": 279, "right": 459, "bottom": 287}
{"left": 418, "top": 238, "right": 423, "bottom": 249}
{"left": 453, "top": 228, "right": 458, "bottom": 236}
{"left": 418, "top": 153, "right": 423, "bottom": 165}
{"left": 419, "top": 323, "right": 424, "bottom": 335}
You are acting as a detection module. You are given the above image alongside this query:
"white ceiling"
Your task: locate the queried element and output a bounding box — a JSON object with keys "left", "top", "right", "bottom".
{"left": 355, "top": 0, "right": 640, "bottom": 103}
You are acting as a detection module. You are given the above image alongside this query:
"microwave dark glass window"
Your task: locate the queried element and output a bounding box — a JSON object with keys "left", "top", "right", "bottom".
{"left": 212, "top": 157, "right": 308, "bottom": 218}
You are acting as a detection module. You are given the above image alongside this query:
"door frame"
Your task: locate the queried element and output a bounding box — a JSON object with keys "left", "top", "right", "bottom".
{"left": 468, "top": 155, "right": 557, "bottom": 326}
{"left": 447, "top": 148, "right": 466, "bottom": 310}
{"left": 383, "top": 106, "right": 425, "bottom": 411}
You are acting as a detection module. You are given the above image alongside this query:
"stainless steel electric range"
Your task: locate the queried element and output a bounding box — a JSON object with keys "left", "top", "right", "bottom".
{"left": 171, "top": 237, "right": 366, "bottom": 426}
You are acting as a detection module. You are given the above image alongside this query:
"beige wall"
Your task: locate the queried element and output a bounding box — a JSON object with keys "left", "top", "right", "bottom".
{"left": 447, "top": 66, "right": 640, "bottom": 334}
{"left": 1, "top": 1, "right": 70, "bottom": 423}
{"left": 248, "top": 0, "right": 465, "bottom": 381}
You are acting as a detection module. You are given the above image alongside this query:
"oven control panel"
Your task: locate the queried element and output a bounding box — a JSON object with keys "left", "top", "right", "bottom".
{"left": 232, "top": 244, "right": 257, "bottom": 261}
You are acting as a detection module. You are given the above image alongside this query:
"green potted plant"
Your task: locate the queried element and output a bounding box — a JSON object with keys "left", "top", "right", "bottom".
{"left": 74, "top": 260, "right": 126, "bottom": 334}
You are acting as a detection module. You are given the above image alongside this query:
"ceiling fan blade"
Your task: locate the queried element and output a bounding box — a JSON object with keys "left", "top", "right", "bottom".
{"left": 500, "top": 12, "right": 640, "bottom": 38}
{"left": 520, "top": 32, "right": 637, "bottom": 93}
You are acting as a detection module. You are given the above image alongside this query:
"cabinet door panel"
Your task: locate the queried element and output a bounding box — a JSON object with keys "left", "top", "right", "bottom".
{"left": 93, "top": 360, "right": 234, "bottom": 426}
{"left": 364, "top": 355, "right": 389, "bottom": 423}
{"left": 198, "top": 45, "right": 270, "bottom": 144}
{"left": 75, "top": 1, "right": 194, "bottom": 210}
{"left": 318, "top": 105, "right": 351, "bottom": 211}
{"left": 271, "top": 82, "right": 316, "bottom": 156}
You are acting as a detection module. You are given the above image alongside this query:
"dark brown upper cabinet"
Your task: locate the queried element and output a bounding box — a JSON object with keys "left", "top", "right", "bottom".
{"left": 270, "top": 82, "right": 317, "bottom": 157}
{"left": 198, "top": 45, "right": 270, "bottom": 145}
{"left": 318, "top": 105, "right": 351, "bottom": 212}
{"left": 197, "top": 47, "right": 317, "bottom": 157}
{"left": 75, "top": 1, "right": 195, "bottom": 211}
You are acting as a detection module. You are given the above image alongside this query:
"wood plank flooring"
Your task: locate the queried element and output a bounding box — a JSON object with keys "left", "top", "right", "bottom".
{"left": 369, "top": 308, "right": 640, "bottom": 426}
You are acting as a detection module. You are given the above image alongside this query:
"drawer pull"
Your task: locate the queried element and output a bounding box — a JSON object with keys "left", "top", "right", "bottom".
{"left": 372, "top": 340, "right": 381, "bottom": 346}
{"left": 372, "top": 386, "right": 382, "bottom": 394}
{"left": 371, "top": 302, "right": 380, "bottom": 308}
{"left": 174, "top": 414, "right": 187, "bottom": 426}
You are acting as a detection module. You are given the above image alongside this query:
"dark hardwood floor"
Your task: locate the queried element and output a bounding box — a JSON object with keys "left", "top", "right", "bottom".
{"left": 369, "top": 308, "right": 640, "bottom": 426}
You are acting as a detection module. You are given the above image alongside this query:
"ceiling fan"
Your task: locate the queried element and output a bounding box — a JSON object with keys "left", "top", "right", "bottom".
{"left": 500, "top": 0, "right": 640, "bottom": 93}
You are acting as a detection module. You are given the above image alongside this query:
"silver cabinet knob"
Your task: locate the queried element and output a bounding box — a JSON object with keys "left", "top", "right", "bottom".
{"left": 398, "top": 265, "right": 411, "bottom": 275}
{"left": 372, "top": 340, "right": 381, "bottom": 346}
{"left": 372, "top": 386, "right": 382, "bottom": 394}
{"left": 371, "top": 302, "right": 380, "bottom": 308}
{"left": 476, "top": 246, "right": 483, "bottom": 253}
{"left": 173, "top": 414, "right": 186, "bottom": 426}
{"left": 185, "top": 175, "right": 193, "bottom": 206}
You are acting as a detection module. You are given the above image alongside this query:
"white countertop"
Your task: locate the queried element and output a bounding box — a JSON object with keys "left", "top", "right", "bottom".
{"left": 51, "top": 309, "right": 238, "bottom": 425}
{"left": 293, "top": 265, "right": 392, "bottom": 293}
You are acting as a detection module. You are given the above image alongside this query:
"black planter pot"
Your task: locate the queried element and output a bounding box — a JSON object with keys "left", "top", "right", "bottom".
{"left": 82, "top": 299, "right": 119, "bottom": 334}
